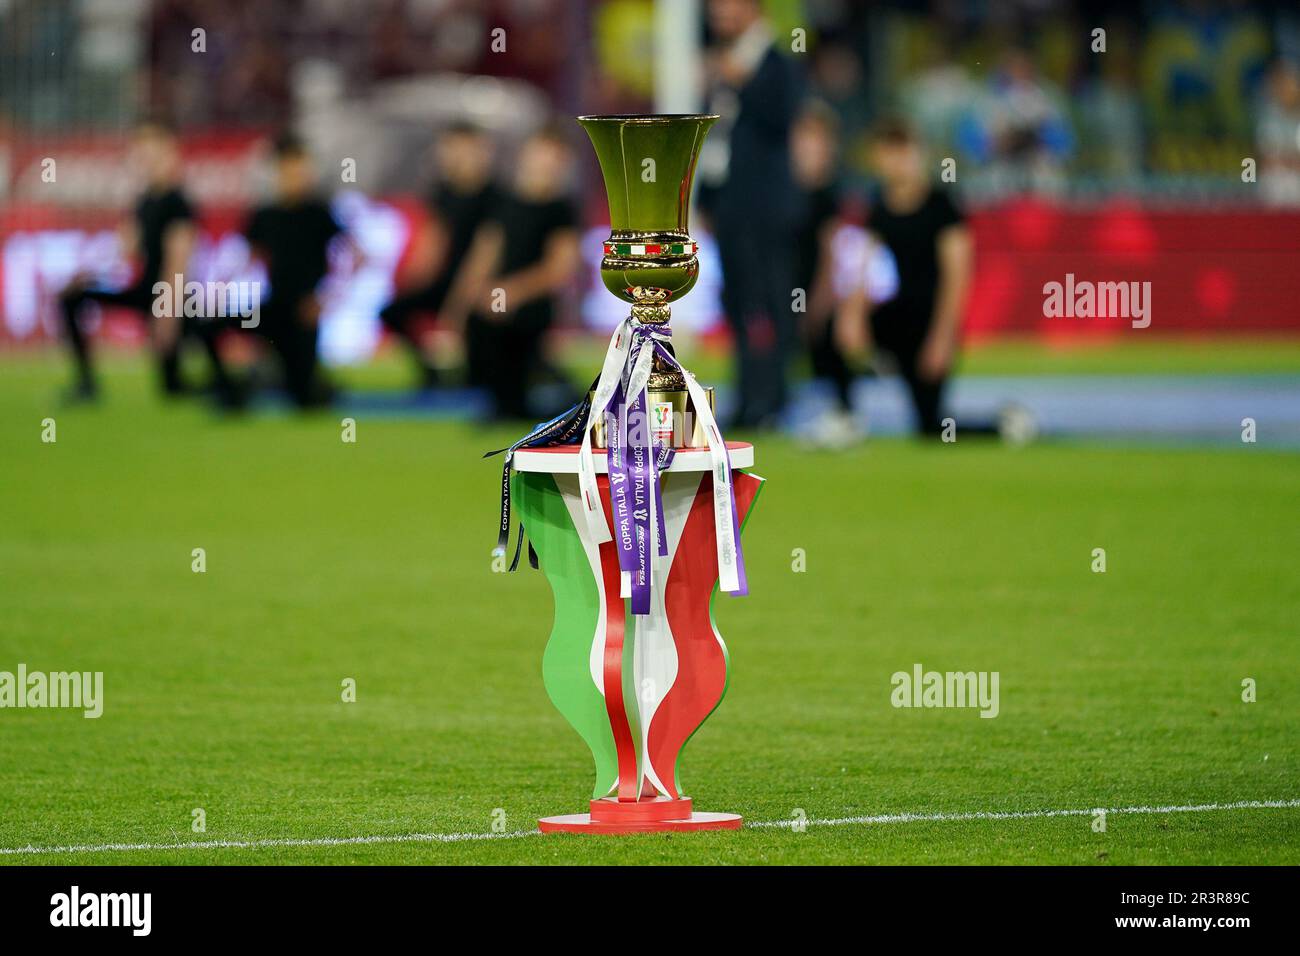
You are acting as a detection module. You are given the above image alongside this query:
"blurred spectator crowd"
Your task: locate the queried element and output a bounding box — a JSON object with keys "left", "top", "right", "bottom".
{"left": 4, "top": 0, "right": 1297, "bottom": 202}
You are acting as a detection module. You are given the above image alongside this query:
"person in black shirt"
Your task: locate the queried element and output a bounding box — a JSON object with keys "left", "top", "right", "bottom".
{"left": 836, "top": 117, "right": 980, "bottom": 437}
{"left": 242, "top": 134, "right": 351, "bottom": 409}
{"left": 378, "top": 122, "right": 498, "bottom": 389}
{"left": 790, "top": 103, "right": 862, "bottom": 448}
{"left": 443, "top": 125, "right": 580, "bottom": 421}
{"left": 58, "top": 119, "right": 234, "bottom": 402}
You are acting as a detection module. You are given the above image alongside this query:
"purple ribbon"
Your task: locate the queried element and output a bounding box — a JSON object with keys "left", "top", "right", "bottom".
{"left": 625, "top": 390, "right": 652, "bottom": 613}
{"left": 607, "top": 381, "right": 650, "bottom": 614}
{"left": 602, "top": 322, "right": 746, "bottom": 615}
{"left": 654, "top": 443, "right": 674, "bottom": 558}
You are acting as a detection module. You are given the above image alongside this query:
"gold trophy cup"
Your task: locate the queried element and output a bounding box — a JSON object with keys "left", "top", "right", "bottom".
{"left": 577, "top": 114, "right": 719, "bottom": 448}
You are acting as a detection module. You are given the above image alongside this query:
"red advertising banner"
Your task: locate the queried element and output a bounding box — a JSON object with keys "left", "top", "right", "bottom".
{"left": 3, "top": 129, "right": 1298, "bottom": 349}
{"left": 964, "top": 200, "right": 1300, "bottom": 339}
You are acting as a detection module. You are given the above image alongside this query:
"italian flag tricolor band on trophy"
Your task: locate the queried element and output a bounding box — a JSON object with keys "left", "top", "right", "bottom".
{"left": 486, "top": 114, "right": 764, "bottom": 834}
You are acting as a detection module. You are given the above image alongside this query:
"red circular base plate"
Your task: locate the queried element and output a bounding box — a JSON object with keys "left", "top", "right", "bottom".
{"left": 590, "top": 795, "right": 691, "bottom": 823}
{"left": 538, "top": 811, "right": 742, "bottom": 835}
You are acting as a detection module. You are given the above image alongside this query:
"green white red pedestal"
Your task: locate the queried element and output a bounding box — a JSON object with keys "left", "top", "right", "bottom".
{"left": 511, "top": 441, "right": 762, "bottom": 834}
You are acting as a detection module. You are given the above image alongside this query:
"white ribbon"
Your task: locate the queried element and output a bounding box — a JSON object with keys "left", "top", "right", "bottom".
{"left": 577, "top": 318, "right": 743, "bottom": 597}
{"left": 677, "top": 366, "right": 742, "bottom": 595}
{"left": 576, "top": 318, "right": 633, "bottom": 545}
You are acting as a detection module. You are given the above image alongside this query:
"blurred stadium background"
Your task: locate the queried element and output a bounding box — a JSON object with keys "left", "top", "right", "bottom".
{"left": 3, "top": 1, "right": 1299, "bottom": 865}
{"left": 2, "top": 0, "right": 1299, "bottom": 440}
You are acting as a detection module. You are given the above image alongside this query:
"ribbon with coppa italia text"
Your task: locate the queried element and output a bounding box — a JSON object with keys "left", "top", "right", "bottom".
{"left": 577, "top": 318, "right": 747, "bottom": 614}
{"left": 487, "top": 317, "right": 747, "bottom": 615}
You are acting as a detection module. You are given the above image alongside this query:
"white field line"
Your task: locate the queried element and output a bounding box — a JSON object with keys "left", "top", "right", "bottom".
{"left": 1, "top": 798, "right": 1296, "bottom": 857}
{"left": 745, "top": 798, "right": 1300, "bottom": 829}
{"left": 0, "top": 829, "right": 540, "bottom": 857}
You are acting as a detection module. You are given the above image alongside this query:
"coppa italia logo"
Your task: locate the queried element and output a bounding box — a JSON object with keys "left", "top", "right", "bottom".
{"left": 49, "top": 886, "right": 151, "bottom": 936}
{"left": 652, "top": 402, "right": 673, "bottom": 439}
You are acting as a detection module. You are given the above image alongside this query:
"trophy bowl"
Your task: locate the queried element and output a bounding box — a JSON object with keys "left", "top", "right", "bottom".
{"left": 577, "top": 114, "right": 717, "bottom": 310}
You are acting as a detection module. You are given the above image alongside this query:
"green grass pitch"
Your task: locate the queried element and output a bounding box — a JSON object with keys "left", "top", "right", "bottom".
{"left": 1, "top": 350, "right": 1296, "bottom": 864}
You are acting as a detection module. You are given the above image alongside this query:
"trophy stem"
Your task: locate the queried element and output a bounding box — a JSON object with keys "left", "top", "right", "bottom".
{"left": 631, "top": 288, "right": 686, "bottom": 390}
{"left": 648, "top": 349, "right": 685, "bottom": 390}
{"left": 630, "top": 301, "right": 670, "bottom": 325}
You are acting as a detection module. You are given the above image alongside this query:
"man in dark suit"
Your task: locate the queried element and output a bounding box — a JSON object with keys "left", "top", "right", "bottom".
{"left": 698, "top": 0, "right": 805, "bottom": 429}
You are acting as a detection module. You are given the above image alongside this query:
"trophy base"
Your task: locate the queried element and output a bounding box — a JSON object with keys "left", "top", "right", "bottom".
{"left": 538, "top": 796, "right": 742, "bottom": 835}
{"left": 590, "top": 386, "right": 715, "bottom": 449}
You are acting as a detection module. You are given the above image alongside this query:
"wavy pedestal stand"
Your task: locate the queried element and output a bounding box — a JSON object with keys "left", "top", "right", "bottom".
{"left": 512, "top": 442, "right": 762, "bottom": 834}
